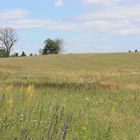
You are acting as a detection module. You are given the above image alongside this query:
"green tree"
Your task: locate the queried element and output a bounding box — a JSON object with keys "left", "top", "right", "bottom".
{"left": 29, "top": 53, "right": 33, "bottom": 56}
{"left": 0, "top": 49, "right": 8, "bottom": 57}
{"left": 42, "top": 38, "right": 63, "bottom": 55}
{"left": 21, "top": 51, "right": 26, "bottom": 57}
{"left": 11, "top": 52, "right": 19, "bottom": 57}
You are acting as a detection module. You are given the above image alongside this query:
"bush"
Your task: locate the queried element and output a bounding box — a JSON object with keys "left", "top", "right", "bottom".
{"left": 11, "top": 52, "right": 19, "bottom": 57}
{"left": 29, "top": 53, "right": 33, "bottom": 56}
{"left": 21, "top": 51, "right": 26, "bottom": 57}
{"left": 0, "top": 49, "right": 8, "bottom": 57}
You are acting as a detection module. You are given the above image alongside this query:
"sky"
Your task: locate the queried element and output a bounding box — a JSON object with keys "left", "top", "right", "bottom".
{"left": 0, "top": 0, "right": 140, "bottom": 54}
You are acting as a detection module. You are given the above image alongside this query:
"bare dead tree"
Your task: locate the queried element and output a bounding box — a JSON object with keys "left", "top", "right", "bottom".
{"left": 0, "top": 27, "right": 17, "bottom": 56}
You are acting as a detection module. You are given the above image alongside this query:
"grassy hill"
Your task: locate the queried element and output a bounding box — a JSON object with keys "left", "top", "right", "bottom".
{"left": 0, "top": 53, "right": 140, "bottom": 139}
{"left": 0, "top": 52, "right": 140, "bottom": 89}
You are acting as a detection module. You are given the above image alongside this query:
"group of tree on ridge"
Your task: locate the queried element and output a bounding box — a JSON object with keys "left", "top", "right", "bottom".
{"left": 0, "top": 26, "right": 63, "bottom": 58}
{"left": 0, "top": 26, "right": 139, "bottom": 58}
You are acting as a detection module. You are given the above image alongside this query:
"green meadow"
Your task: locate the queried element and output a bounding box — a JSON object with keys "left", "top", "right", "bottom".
{"left": 0, "top": 53, "right": 140, "bottom": 140}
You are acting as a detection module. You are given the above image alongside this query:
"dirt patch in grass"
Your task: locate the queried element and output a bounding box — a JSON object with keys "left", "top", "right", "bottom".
{"left": 123, "top": 83, "right": 140, "bottom": 90}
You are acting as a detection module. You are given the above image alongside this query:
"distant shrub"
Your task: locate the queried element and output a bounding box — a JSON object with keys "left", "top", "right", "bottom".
{"left": 135, "top": 49, "right": 138, "bottom": 52}
{"left": 34, "top": 53, "right": 38, "bottom": 56}
{"left": 128, "top": 50, "right": 131, "bottom": 53}
{"left": 29, "top": 53, "right": 33, "bottom": 56}
{"left": 11, "top": 52, "right": 19, "bottom": 57}
{"left": 0, "top": 49, "right": 8, "bottom": 57}
{"left": 21, "top": 51, "right": 26, "bottom": 57}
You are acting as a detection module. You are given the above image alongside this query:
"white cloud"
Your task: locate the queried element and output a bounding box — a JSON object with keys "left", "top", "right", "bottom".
{"left": 1, "top": 4, "right": 140, "bottom": 36}
{"left": 2, "top": 17, "right": 140, "bottom": 36}
{"left": 82, "top": 0, "right": 122, "bottom": 5}
{"left": 0, "top": 9, "right": 29, "bottom": 20}
{"left": 9, "top": 19, "right": 47, "bottom": 29}
{"left": 78, "top": 4, "right": 140, "bottom": 20}
{"left": 54, "top": 0, "right": 64, "bottom": 8}
{"left": 117, "top": 28, "right": 140, "bottom": 35}
{"left": 76, "top": 3, "right": 140, "bottom": 35}
{"left": 3, "top": 19, "right": 79, "bottom": 31}
{"left": 0, "top": 18, "right": 113, "bottom": 32}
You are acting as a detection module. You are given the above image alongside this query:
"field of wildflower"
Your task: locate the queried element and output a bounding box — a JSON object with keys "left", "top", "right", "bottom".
{"left": 0, "top": 53, "right": 140, "bottom": 139}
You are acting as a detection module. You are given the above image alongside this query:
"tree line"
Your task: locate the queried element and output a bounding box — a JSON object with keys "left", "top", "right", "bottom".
{"left": 0, "top": 27, "right": 63, "bottom": 58}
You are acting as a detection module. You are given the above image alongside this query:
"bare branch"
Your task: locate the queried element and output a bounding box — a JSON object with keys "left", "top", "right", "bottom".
{"left": 0, "top": 26, "right": 17, "bottom": 56}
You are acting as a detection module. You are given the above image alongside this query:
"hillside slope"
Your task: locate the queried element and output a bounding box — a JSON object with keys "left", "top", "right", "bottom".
{"left": 0, "top": 53, "right": 140, "bottom": 89}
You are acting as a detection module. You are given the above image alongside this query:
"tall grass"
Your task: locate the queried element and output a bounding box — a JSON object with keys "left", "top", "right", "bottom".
{"left": 0, "top": 84, "right": 139, "bottom": 139}
{"left": 0, "top": 53, "right": 140, "bottom": 139}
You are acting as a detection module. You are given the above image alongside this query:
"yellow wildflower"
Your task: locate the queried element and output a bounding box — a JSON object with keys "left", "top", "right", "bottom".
{"left": 26, "top": 84, "right": 35, "bottom": 106}
{"left": 26, "top": 84, "right": 35, "bottom": 96}
{"left": 109, "top": 104, "right": 117, "bottom": 121}
{"left": 7, "top": 96, "right": 13, "bottom": 110}
{"left": 82, "top": 125, "right": 88, "bottom": 132}
{"left": 86, "top": 98, "right": 90, "bottom": 101}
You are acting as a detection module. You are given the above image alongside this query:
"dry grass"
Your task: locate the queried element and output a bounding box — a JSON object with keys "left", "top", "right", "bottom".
{"left": 0, "top": 53, "right": 140, "bottom": 139}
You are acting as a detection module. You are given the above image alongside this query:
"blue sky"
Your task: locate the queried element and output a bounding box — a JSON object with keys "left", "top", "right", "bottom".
{"left": 0, "top": 0, "right": 140, "bottom": 54}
